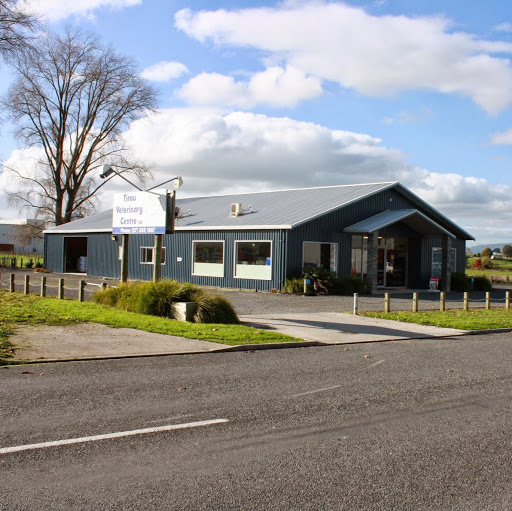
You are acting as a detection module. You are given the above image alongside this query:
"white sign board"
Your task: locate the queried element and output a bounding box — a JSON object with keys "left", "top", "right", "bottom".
{"left": 112, "top": 191, "right": 168, "bottom": 234}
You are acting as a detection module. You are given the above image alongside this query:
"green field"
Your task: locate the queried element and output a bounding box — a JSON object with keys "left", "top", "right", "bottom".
{"left": 466, "top": 256, "right": 512, "bottom": 282}
{"left": 0, "top": 254, "right": 43, "bottom": 269}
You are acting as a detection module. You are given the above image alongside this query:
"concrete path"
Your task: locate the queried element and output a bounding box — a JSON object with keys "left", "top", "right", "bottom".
{"left": 239, "top": 312, "right": 468, "bottom": 343}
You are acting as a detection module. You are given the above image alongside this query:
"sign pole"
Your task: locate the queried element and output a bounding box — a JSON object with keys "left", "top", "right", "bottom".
{"left": 153, "top": 233, "right": 163, "bottom": 282}
{"left": 120, "top": 234, "right": 129, "bottom": 283}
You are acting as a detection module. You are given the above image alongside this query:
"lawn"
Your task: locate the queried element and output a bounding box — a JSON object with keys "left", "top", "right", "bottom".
{"left": 363, "top": 308, "right": 512, "bottom": 330}
{"left": 0, "top": 290, "right": 304, "bottom": 363}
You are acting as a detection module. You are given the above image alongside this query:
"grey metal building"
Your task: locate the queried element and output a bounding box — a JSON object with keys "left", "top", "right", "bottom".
{"left": 44, "top": 182, "right": 474, "bottom": 292}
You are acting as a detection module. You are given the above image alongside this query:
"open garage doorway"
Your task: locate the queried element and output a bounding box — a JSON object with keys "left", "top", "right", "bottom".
{"left": 64, "top": 237, "right": 88, "bottom": 273}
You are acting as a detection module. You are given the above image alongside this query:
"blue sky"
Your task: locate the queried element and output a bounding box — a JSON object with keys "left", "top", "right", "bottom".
{"left": 1, "top": 0, "right": 512, "bottom": 245}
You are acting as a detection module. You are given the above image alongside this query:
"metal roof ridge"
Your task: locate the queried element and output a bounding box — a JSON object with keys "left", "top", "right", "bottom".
{"left": 177, "top": 181, "right": 398, "bottom": 200}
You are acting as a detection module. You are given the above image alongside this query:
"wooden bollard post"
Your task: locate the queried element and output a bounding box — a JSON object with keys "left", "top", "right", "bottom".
{"left": 486, "top": 292, "right": 490, "bottom": 310}
{"left": 24, "top": 274, "right": 29, "bottom": 295}
{"left": 440, "top": 292, "right": 445, "bottom": 311}
{"left": 41, "top": 276, "right": 46, "bottom": 297}
{"left": 9, "top": 273, "right": 14, "bottom": 292}
{"left": 463, "top": 292, "right": 468, "bottom": 311}
{"left": 78, "top": 280, "right": 85, "bottom": 302}
{"left": 412, "top": 292, "right": 418, "bottom": 313}
{"left": 506, "top": 291, "right": 510, "bottom": 310}
{"left": 384, "top": 292, "right": 390, "bottom": 313}
{"left": 58, "top": 278, "right": 64, "bottom": 299}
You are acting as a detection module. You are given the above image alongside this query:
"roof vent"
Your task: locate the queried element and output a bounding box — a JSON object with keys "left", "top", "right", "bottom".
{"left": 230, "top": 203, "right": 244, "bottom": 217}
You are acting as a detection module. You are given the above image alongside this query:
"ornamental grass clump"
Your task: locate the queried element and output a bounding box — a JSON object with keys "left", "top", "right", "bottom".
{"left": 93, "top": 280, "right": 239, "bottom": 324}
{"left": 193, "top": 292, "right": 239, "bottom": 324}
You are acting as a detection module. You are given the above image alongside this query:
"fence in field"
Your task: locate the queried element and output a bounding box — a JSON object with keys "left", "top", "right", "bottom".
{"left": 1, "top": 271, "right": 511, "bottom": 313}
{"left": 0, "top": 272, "right": 111, "bottom": 302}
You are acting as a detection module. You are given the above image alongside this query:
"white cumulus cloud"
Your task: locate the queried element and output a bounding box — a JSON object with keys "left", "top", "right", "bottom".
{"left": 4, "top": 108, "right": 512, "bottom": 241}
{"left": 177, "top": 66, "right": 323, "bottom": 108}
{"left": 28, "top": 0, "right": 140, "bottom": 21}
{"left": 490, "top": 128, "right": 512, "bottom": 145}
{"left": 175, "top": 2, "right": 512, "bottom": 114}
{"left": 141, "top": 61, "right": 189, "bottom": 82}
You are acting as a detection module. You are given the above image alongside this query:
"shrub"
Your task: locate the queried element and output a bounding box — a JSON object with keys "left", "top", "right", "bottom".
{"left": 472, "top": 258, "right": 484, "bottom": 270}
{"left": 282, "top": 276, "right": 305, "bottom": 294}
{"left": 472, "top": 276, "right": 492, "bottom": 291}
{"left": 330, "top": 276, "right": 367, "bottom": 295}
{"left": 34, "top": 261, "right": 43, "bottom": 268}
{"left": 193, "top": 292, "right": 239, "bottom": 324}
{"left": 93, "top": 279, "right": 239, "bottom": 323}
{"left": 25, "top": 259, "right": 34, "bottom": 269}
{"left": 450, "top": 272, "right": 472, "bottom": 292}
{"left": 302, "top": 266, "right": 336, "bottom": 294}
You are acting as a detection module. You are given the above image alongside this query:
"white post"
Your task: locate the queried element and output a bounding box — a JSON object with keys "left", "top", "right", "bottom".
{"left": 353, "top": 293, "right": 358, "bottom": 315}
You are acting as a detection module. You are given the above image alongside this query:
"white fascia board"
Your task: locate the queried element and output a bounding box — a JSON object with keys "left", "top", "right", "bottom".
{"left": 176, "top": 225, "right": 292, "bottom": 231}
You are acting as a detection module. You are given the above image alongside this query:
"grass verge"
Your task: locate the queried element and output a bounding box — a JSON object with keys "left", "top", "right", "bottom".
{"left": 0, "top": 290, "right": 304, "bottom": 363}
{"left": 363, "top": 308, "right": 512, "bottom": 330}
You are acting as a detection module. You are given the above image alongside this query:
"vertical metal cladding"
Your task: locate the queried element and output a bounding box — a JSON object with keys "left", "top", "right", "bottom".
{"left": 43, "top": 186, "right": 471, "bottom": 291}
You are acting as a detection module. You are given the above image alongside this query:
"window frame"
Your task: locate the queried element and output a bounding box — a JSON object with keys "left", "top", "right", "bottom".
{"left": 233, "top": 240, "right": 273, "bottom": 281}
{"left": 302, "top": 241, "right": 338, "bottom": 276}
{"left": 191, "top": 240, "right": 225, "bottom": 278}
{"left": 140, "top": 246, "right": 166, "bottom": 265}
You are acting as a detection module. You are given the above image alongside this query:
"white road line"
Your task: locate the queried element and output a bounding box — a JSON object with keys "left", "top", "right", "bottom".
{"left": 291, "top": 385, "right": 342, "bottom": 397}
{"left": 368, "top": 359, "right": 386, "bottom": 368}
{"left": 0, "top": 419, "right": 229, "bottom": 455}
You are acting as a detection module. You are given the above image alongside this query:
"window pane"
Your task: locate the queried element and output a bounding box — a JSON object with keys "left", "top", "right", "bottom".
{"left": 303, "top": 242, "right": 337, "bottom": 275}
{"left": 235, "top": 242, "right": 271, "bottom": 280}
{"left": 193, "top": 241, "right": 224, "bottom": 277}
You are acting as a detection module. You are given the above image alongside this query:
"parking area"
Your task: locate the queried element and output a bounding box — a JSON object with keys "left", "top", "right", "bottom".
{"left": 1, "top": 268, "right": 511, "bottom": 315}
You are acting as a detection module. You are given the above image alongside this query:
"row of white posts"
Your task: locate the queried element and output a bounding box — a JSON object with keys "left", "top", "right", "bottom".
{"left": 353, "top": 291, "right": 510, "bottom": 314}
{"left": 2, "top": 273, "right": 107, "bottom": 302}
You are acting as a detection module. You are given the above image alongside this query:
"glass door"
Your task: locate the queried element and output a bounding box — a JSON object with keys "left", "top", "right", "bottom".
{"left": 377, "top": 240, "right": 407, "bottom": 288}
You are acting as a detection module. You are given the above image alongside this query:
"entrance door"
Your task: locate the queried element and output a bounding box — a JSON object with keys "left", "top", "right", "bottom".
{"left": 378, "top": 246, "right": 406, "bottom": 287}
{"left": 64, "top": 237, "right": 88, "bottom": 273}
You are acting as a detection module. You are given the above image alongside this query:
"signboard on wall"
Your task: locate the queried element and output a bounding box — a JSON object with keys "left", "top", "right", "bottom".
{"left": 112, "top": 190, "right": 168, "bottom": 234}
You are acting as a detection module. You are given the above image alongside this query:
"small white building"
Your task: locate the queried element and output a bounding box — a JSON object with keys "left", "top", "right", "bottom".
{"left": 0, "top": 219, "right": 44, "bottom": 253}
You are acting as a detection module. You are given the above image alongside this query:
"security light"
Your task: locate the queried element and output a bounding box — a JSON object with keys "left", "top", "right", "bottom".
{"left": 100, "top": 165, "right": 115, "bottom": 179}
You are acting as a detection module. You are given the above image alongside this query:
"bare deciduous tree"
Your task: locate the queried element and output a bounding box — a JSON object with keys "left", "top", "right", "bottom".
{"left": 0, "top": 0, "right": 40, "bottom": 61}
{"left": 3, "top": 27, "right": 158, "bottom": 225}
{"left": 11, "top": 220, "right": 44, "bottom": 249}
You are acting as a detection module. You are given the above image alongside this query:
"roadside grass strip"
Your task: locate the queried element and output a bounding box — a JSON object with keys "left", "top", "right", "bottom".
{"left": 0, "top": 419, "right": 229, "bottom": 455}
{"left": 0, "top": 291, "right": 304, "bottom": 356}
{"left": 363, "top": 308, "right": 512, "bottom": 330}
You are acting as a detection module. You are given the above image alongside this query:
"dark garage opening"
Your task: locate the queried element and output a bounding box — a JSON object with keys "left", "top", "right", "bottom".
{"left": 64, "top": 237, "right": 88, "bottom": 273}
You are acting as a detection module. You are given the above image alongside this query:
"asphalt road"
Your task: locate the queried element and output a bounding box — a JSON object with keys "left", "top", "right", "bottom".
{"left": 1, "top": 332, "right": 511, "bottom": 510}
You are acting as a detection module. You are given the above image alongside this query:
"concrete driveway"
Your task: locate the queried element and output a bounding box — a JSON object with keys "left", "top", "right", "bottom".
{"left": 239, "top": 312, "right": 468, "bottom": 344}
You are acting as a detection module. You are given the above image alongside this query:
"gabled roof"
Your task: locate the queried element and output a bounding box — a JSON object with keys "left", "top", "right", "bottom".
{"left": 44, "top": 181, "right": 473, "bottom": 239}
{"left": 344, "top": 209, "right": 456, "bottom": 238}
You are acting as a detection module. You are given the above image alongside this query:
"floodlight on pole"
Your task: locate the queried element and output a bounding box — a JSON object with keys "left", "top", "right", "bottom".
{"left": 99, "top": 165, "right": 143, "bottom": 191}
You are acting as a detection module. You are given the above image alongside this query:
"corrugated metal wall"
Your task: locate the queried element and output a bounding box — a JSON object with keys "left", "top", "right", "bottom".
{"left": 45, "top": 229, "right": 286, "bottom": 291}
{"left": 44, "top": 187, "right": 468, "bottom": 290}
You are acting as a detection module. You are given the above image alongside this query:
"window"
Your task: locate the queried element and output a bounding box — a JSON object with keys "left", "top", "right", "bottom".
{"left": 432, "top": 247, "right": 456, "bottom": 277}
{"left": 192, "top": 241, "right": 224, "bottom": 277}
{"left": 235, "top": 241, "right": 272, "bottom": 280}
{"left": 303, "top": 242, "right": 337, "bottom": 275}
{"left": 140, "top": 246, "right": 166, "bottom": 265}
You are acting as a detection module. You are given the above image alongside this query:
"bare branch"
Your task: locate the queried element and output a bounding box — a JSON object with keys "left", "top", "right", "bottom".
{"left": 2, "top": 27, "right": 158, "bottom": 225}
